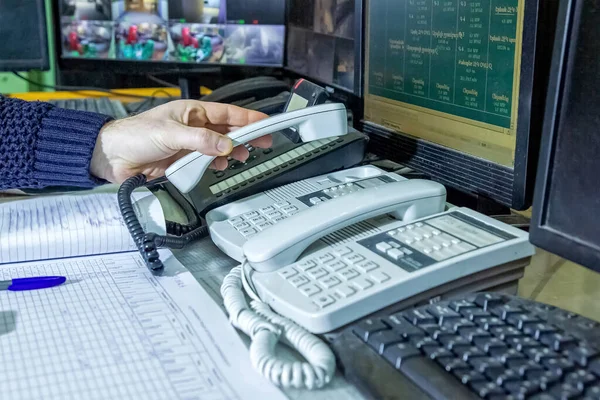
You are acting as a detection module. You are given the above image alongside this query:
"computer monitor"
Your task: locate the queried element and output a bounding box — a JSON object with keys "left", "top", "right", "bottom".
{"left": 55, "top": 0, "right": 286, "bottom": 68}
{"left": 0, "top": 0, "right": 50, "bottom": 72}
{"left": 530, "top": 0, "right": 600, "bottom": 273}
{"left": 362, "top": 0, "right": 558, "bottom": 210}
{"left": 285, "top": 0, "right": 363, "bottom": 95}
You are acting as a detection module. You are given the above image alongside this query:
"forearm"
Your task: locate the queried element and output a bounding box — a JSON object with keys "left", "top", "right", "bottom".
{"left": 0, "top": 96, "right": 111, "bottom": 191}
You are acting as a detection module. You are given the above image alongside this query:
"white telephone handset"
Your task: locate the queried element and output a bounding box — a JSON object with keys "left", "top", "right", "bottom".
{"left": 243, "top": 179, "right": 447, "bottom": 272}
{"left": 165, "top": 103, "right": 348, "bottom": 193}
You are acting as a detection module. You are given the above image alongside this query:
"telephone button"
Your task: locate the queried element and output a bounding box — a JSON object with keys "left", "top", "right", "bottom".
{"left": 272, "top": 216, "right": 288, "bottom": 223}
{"left": 345, "top": 253, "right": 366, "bottom": 264}
{"left": 309, "top": 197, "right": 322, "bottom": 205}
{"left": 274, "top": 201, "right": 291, "bottom": 208}
{"left": 289, "top": 275, "right": 310, "bottom": 288}
{"left": 234, "top": 222, "right": 251, "bottom": 230}
{"left": 307, "top": 267, "right": 328, "bottom": 280}
{"left": 229, "top": 217, "right": 245, "bottom": 225}
{"left": 243, "top": 211, "right": 260, "bottom": 219}
{"left": 376, "top": 242, "right": 393, "bottom": 253}
{"left": 297, "top": 260, "right": 317, "bottom": 271}
{"left": 338, "top": 268, "right": 360, "bottom": 281}
{"left": 256, "top": 221, "right": 273, "bottom": 231}
{"left": 370, "top": 271, "right": 391, "bottom": 284}
{"left": 356, "top": 261, "right": 379, "bottom": 272}
{"left": 260, "top": 206, "right": 276, "bottom": 213}
{"left": 239, "top": 227, "right": 258, "bottom": 237}
{"left": 314, "top": 295, "right": 336, "bottom": 308}
{"left": 333, "top": 247, "right": 353, "bottom": 257}
{"left": 249, "top": 216, "right": 267, "bottom": 225}
{"left": 281, "top": 205, "right": 299, "bottom": 214}
{"left": 299, "top": 284, "right": 322, "bottom": 297}
{"left": 265, "top": 211, "right": 284, "bottom": 219}
{"left": 335, "top": 285, "right": 356, "bottom": 298}
{"left": 279, "top": 268, "right": 298, "bottom": 280}
{"left": 319, "top": 275, "right": 342, "bottom": 289}
{"left": 387, "top": 248, "right": 405, "bottom": 260}
{"left": 327, "top": 260, "right": 348, "bottom": 271}
{"left": 352, "top": 278, "right": 374, "bottom": 291}
{"left": 318, "top": 253, "right": 336, "bottom": 264}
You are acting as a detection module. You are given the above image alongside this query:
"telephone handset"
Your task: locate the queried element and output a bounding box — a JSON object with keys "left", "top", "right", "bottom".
{"left": 165, "top": 103, "right": 348, "bottom": 193}
{"left": 244, "top": 179, "right": 447, "bottom": 272}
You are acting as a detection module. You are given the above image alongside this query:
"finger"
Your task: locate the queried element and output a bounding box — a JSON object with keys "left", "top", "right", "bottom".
{"left": 160, "top": 122, "right": 232, "bottom": 156}
{"left": 248, "top": 135, "right": 273, "bottom": 149}
{"left": 210, "top": 157, "right": 228, "bottom": 170}
{"left": 190, "top": 102, "right": 268, "bottom": 127}
{"left": 230, "top": 146, "right": 250, "bottom": 162}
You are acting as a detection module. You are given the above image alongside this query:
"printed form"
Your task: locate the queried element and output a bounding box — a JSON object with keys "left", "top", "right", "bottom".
{"left": 0, "top": 250, "right": 288, "bottom": 400}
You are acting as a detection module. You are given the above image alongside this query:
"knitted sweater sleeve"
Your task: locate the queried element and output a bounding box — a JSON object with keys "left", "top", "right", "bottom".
{"left": 0, "top": 96, "right": 112, "bottom": 191}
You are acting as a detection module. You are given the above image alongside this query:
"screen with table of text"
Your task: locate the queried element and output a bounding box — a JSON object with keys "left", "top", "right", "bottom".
{"left": 364, "top": 0, "right": 524, "bottom": 167}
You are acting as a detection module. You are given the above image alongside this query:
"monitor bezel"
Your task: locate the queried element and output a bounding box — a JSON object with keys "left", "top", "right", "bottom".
{"left": 530, "top": 0, "right": 600, "bottom": 272}
{"left": 362, "top": 0, "right": 554, "bottom": 210}
{"left": 0, "top": 0, "right": 50, "bottom": 72}
{"left": 283, "top": 0, "right": 364, "bottom": 97}
{"left": 51, "top": 0, "right": 288, "bottom": 74}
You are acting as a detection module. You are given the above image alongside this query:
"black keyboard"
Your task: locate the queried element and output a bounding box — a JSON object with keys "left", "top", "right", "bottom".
{"left": 331, "top": 293, "right": 600, "bottom": 399}
{"left": 49, "top": 97, "right": 128, "bottom": 119}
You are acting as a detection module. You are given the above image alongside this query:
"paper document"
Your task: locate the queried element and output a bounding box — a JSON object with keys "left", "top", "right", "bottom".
{"left": 0, "top": 250, "right": 287, "bottom": 400}
{"left": 0, "top": 190, "right": 165, "bottom": 265}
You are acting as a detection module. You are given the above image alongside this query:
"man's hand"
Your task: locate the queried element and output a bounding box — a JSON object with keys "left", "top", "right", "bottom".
{"left": 90, "top": 100, "right": 272, "bottom": 183}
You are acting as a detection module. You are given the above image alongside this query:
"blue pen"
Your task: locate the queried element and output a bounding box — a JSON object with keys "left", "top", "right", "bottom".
{"left": 0, "top": 276, "right": 66, "bottom": 291}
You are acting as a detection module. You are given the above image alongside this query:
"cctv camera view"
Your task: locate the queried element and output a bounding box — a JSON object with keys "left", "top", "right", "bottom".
{"left": 59, "top": 0, "right": 285, "bottom": 66}
{"left": 287, "top": 0, "right": 356, "bottom": 92}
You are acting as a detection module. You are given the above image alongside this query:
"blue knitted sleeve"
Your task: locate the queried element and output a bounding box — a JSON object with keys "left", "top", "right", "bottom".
{"left": 0, "top": 96, "right": 112, "bottom": 191}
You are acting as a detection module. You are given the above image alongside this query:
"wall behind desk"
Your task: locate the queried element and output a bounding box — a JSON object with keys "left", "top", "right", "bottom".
{"left": 0, "top": 0, "right": 56, "bottom": 94}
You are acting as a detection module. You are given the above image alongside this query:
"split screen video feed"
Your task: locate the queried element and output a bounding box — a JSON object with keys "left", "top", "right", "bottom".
{"left": 59, "top": 0, "right": 286, "bottom": 66}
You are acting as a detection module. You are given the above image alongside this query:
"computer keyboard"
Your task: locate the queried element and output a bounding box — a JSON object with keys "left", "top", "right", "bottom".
{"left": 331, "top": 292, "right": 600, "bottom": 399}
{"left": 48, "top": 97, "right": 128, "bottom": 119}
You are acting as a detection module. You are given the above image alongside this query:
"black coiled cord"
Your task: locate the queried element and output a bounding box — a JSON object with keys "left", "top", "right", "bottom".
{"left": 118, "top": 174, "right": 209, "bottom": 274}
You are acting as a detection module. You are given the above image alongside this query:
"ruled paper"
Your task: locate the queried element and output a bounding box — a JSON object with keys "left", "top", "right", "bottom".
{"left": 0, "top": 190, "right": 165, "bottom": 264}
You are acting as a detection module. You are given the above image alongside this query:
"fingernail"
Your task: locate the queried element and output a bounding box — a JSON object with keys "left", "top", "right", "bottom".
{"left": 217, "top": 137, "right": 232, "bottom": 154}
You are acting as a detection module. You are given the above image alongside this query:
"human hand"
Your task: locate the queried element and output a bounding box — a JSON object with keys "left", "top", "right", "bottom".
{"left": 90, "top": 100, "right": 272, "bottom": 183}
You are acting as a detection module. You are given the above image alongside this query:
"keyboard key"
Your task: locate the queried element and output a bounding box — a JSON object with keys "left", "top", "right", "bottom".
{"left": 453, "top": 346, "right": 487, "bottom": 362}
{"left": 453, "top": 369, "right": 487, "bottom": 385}
{"left": 335, "top": 285, "right": 356, "bottom": 298}
{"left": 539, "top": 333, "right": 578, "bottom": 352}
{"left": 376, "top": 242, "right": 392, "bottom": 252}
{"left": 368, "top": 330, "right": 404, "bottom": 354}
{"left": 541, "top": 357, "right": 576, "bottom": 375}
{"left": 590, "top": 359, "right": 600, "bottom": 377}
{"left": 443, "top": 318, "right": 476, "bottom": 332}
{"left": 475, "top": 293, "right": 506, "bottom": 310}
{"left": 288, "top": 275, "right": 309, "bottom": 288}
{"left": 459, "top": 327, "right": 492, "bottom": 341}
{"left": 504, "top": 380, "right": 541, "bottom": 397}
{"left": 299, "top": 284, "right": 322, "bottom": 297}
{"left": 567, "top": 346, "right": 599, "bottom": 367}
{"left": 440, "top": 335, "right": 471, "bottom": 351}
{"left": 509, "top": 359, "right": 545, "bottom": 377}
{"left": 333, "top": 246, "right": 353, "bottom": 257}
{"left": 317, "top": 253, "right": 335, "bottom": 264}
{"left": 437, "top": 357, "right": 469, "bottom": 372}
{"left": 370, "top": 271, "right": 390, "bottom": 283}
{"left": 565, "top": 370, "right": 597, "bottom": 389}
{"left": 352, "top": 318, "right": 388, "bottom": 341}
{"left": 548, "top": 382, "right": 583, "bottom": 399}
{"left": 356, "top": 261, "right": 379, "bottom": 272}
{"left": 307, "top": 267, "right": 328, "bottom": 280}
{"left": 474, "top": 317, "right": 505, "bottom": 330}
{"left": 327, "top": 260, "right": 348, "bottom": 271}
{"left": 319, "top": 275, "right": 341, "bottom": 289}
{"left": 338, "top": 268, "right": 360, "bottom": 281}
{"left": 498, "top": 348, "right": 527, "bottom": 364}
{"left": 506, "top": 336, "right": 541, "bottom": 352}
{"left": 495, "top": 369, "right": 520, "bottom": 386}
{"left": 382, "top": 343, "right": 420, "bottom": 368}
{"left": 297, "top": 260, "right": 317, "bottom": 271}
{"left": 427, "top": 304, "right": 461, "bottom": 325}
{"left": 345, "top": 253, "right": 366, "bottom": 264}
{"left": 525, "top": 347, "right": 559, "bottom": 362}
{"left": 470, "top": 382, "right": 506, "bottom": 398}
{"left": 351, "top": 278, "right": 373, "bottom": 291}
{"left": 411, "top": 337, "right": 438, "bottom": 351}
{"left": 585, "top": 386, "right": 600, "bottom": 399}
{"left": 402, "top": 309, "right": 437, "bottom": 326}
{"left": 523, "top": 323, "right": 559, "bottom": 339}
{"left": 449, "top": 299, "right": 478, "bottom": 312}
{"left": 384, "top": 315, "right": 425, "bottom": 339}
{"left": 490, "top": 304, "right": 525, "bottom": 320}
{"left": 473, "top": 336, "right": 509, "bottom": 356}
{"left": 538, "top": 370, "right": 562, "bottom": 390}
{"left": 313, "top": 295, "right": 336, "bottom": 308}
{"left": 423, "top": 347, "right": 453, "bottom": 360}
{"left": 507, "top": 313, "right": 542, "bottom": 329}
{"left": 279, "top": 268, "right": 298, "bottom": 280}
{"left": 490, "top": 326, "right": 523, "bottom": 340}
{"left": 461, "top": 308, "right": 492, "bottom": 321}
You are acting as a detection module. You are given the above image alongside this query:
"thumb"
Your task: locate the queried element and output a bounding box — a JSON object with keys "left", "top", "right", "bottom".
{"left": 160, "top": 123, "right": 233, "bottom": 157}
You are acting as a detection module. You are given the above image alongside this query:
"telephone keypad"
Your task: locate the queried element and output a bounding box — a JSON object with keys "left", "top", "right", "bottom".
{"left": 318, "top": 253, "right": 335, "bottom": 264}
{"left": 279, "top": 268, "right": 298, "bottom": 279}
{"left": 370, "top": 271, "right": 391, "bottom": 284}
{"left": 339, "top": 267, "right": 360, "bottom": 281}
{"left": 314, "top": 295, "right": 336, "bottom": 308}
{"left": 328, "top": 260, "right": 348, "bottom": 271}
{"left": 300, "top": 284, "right": 322, "bottom": 297}
{"left": 249, "top": 216, "right": 267, "bottom": 225}
{"left": 352, "top": 278, "right": 374, "bottom": 290}
{"left": 336, "top": 285, "right": 356, "bottom": 298}
{"left": 356, "top": 261, "right": 379, "bottom": 272}
{"left": 289, "top": 275, "right": 310, "bottom": 288}
{"left": 320, "top": 276, "right": 342, "bottom": 289}
{"left": 307, "top": 267, "right": 329, "bottom": 279}
{"left": 239, "top": 227, "right": 257, "bottom": 237}
{"left": 345, "top": 254, "right": 366, "bottom": 264}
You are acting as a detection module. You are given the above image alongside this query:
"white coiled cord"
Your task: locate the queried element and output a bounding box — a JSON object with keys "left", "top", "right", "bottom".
{"left": 221, "top": 263, "right": 336, "bottom": 390}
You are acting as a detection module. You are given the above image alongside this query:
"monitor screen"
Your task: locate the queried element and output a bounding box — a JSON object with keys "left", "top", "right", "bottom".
{"left": 0, "top": 0, "right": 49, "bottom": 72}
{"left": 286, "top": 0, "right": 360, "bottom": 94}
{"left": 364, "top": 0, "right": 524, "bottom": 169}
{"left": 57, "top": 0, "right": 285, "bottom": 66}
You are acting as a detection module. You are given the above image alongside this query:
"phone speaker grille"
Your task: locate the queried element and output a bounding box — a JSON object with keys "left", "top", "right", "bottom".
{"left": 320, "top": 218, "right": 392, "bottom": 247}
{"left": 265, "top": 180, "right": 319, "bottom": 202}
